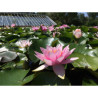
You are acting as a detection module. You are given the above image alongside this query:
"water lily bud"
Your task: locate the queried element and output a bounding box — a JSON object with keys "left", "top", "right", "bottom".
{"left": 5, "top": 26, "right": 10, "bottom": 29}
{"left": 11, "top": 24, "right": 16, "bottom": 27}
{"left": 73, "top": 29, "right": 82, "bottom": 38}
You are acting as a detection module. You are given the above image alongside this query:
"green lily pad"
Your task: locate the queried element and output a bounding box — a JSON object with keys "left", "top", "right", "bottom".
{"left": 0, "top": 68, "right": 34, "bottom": 85}
{"left": 0, "top": 51, "right": 17, "bottom": 63}
{"left": 70, "top": 53, "right": 98, "bottom": 71}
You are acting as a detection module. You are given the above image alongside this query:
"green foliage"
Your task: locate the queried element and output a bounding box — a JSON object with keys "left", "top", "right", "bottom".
{"left": 71, "top": 53, "right": 98, "bottom": 71}
{"left": 0, "top": 68, "right": 34, "bottom": 85}
{"left": 44, "top": 12, "right": 98, "bottom": 26}
{"left": 0, "top": 24, "right": 98, "bottom": 86}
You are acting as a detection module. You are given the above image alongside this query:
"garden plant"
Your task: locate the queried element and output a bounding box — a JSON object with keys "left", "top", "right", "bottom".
{"left": 0, "top": 24, "right": 98, "bottom": 85}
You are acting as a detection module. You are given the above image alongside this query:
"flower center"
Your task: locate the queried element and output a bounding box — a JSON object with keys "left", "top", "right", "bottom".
{"left": 53, "top": 49, "right": 57, "bottom": 53}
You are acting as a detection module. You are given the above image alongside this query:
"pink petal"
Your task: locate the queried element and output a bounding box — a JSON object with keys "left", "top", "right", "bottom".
{"left": 53, "top": 64, "right": 65, "bottom": 79}
{"left": 46, "top": 45, "right": 52, "bottom": 50}
{"left": 35, "top": 51, "right": 46, "bottom": 60}
{"left": 44, "top": 59, "right": 53, "bottom": 66}
{"left": 40, "top": 47, "right": 47, "bottom": 54}
{"left": 63, "top": 45, "right": 69, "bottom": 53}
{"left": 32, "top": 64, "right": 48, "bottom": 72}
{"left": 56, "top": 44, "right": 63, "bottom": 51}
{"left": 40, "top": 47, "right": 52, "bottom": 60}
{"left": 55, "top": 49, "right": 62, "bottom": 58}
{"left": 57, "top": 56, "right": 64, "bottom": 63}
{"left": 64, "top": 48, "right": 75, "bottom": 59}
{"left": 35, "top": 51, "right": 42, "bottom": 55}
{"left": 57, "top": 45, "right": 69, "bottom": 63}
{"left": 61, "top": 57, "right": 79, "bottom": 64}
{"left": 69, "top": 48, "right": 75, "bottom": 55}
{"left": 48, "top": 52, "right": 56, "bottom": 61}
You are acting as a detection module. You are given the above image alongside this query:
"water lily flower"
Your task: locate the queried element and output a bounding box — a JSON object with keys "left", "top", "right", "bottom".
{"left": 32, "top": 26, "right": 40, "bottom": 31}
{"left": 93, "top": 26, "right": 98, "bottom": 29}
{"left": 59, "top": 25, "right": 64, "bottom": 29}
{"left": 62, "top": 24, "right": 69, "bottom": 28}
{"left": 33, "top": 44, "right": 79, "bottom": 79}
{"left": 11, "top": 24, "right": 16, "bottom": 27}
{"left": 59, "top": 24, "right": 69, "bottom": 29}
{"left": 41, "top": 25, "right": 48, "bottom": 32}
{"left": 73, "top": 29, "right": 82, "bottom": 38}
{"left": 16, "top": 40, "right": 32, "bottom": 48}
{"left": 48, "top": 25, "right": 54, "bottom": 32}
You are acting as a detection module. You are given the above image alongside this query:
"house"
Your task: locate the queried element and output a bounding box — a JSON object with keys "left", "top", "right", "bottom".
{"left": 0, "top": 12, "right": 57, "bottom": 27}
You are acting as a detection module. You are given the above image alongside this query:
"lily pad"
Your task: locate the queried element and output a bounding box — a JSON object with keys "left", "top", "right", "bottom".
{"left": 0, "top": 68, "right": 34, "bottom": 85}
{"left": 0, "top": 51, "right": 17, "bottom": 63}
{"left": 70, "top": 53, "right": 98, "bottom": 71}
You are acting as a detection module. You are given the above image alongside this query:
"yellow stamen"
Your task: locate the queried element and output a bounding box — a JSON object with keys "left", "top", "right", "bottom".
{"left": 53, "top": 49, "right": 57, "bottom": 53}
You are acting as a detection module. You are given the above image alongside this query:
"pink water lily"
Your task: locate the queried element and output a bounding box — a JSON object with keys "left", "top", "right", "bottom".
{"left": 59, "top": 24, "right": 69, "bottom": 29}
{"left": 11, "top": 24, "right": 16, "bottom": 27}
{"left": 48, "top": 25, "right": 54, "bottom": 32}
{"left": 93, "top": 26, "right": 98, "bottom": 29}
{"left": 62, "top": 24, "right": 69, "bottom": 28}
{"left": 73, "top": 29, "right": 82, "bottom": 38}
{"left": 33, "top": 44, "right": 79, "bottom": 79}
{"left": 41, "top": 25, "right": 48, "bottom": 32}
{"left": 32, "top": 26, "right": 40, "bottom": 31}
{"left": 59, "top": 25, "right": 65, "bottom": 29}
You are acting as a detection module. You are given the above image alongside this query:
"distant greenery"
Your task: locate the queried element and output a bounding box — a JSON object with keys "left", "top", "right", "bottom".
{"left": 39, "top": 12, "right": 98, "bottom": 26}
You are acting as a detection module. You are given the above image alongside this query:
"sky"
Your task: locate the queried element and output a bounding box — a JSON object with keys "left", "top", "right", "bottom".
{"left": 78, "top": 12, "right": 88, "bottom": 17}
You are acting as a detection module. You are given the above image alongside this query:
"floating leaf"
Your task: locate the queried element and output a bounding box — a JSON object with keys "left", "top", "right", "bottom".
{"left": 70, "top": 53, "right": 98, "bottom": 71}
{"left": 0, "top": 68, "right": 33, "bottom": 85}
{"left": 0, "top": 51, "right": 17, "bottom": 63}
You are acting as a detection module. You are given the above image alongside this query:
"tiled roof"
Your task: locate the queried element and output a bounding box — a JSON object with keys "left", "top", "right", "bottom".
{"left": 0, "top": 13, "right": 57, "bottom": 26}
